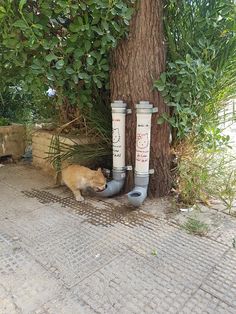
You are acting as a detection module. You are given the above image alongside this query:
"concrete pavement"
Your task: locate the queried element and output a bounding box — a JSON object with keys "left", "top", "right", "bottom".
{"left": 0, "top": 163, "right": 236, "bottom": 314}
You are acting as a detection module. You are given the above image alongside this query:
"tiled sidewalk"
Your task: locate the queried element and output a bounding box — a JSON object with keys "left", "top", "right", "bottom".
{"left": 0, "top": 164, "right": 235, "bottom": 313}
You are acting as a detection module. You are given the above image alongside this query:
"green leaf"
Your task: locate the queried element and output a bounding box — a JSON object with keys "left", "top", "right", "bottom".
{"left": 69, "top": 23, "right": 81, "bottom": 33}
{"left": 3, "top": 38, "right": 19, "bottom": 48}
{"left": 0, "top": 6, "right": 6, "bottom": 19}
{"left": 154, "top": 80, "right": 165, "bottom": 92}
{"left": 85, "top": 40, "right": 91, "bottom": 52}
{"left": 45, "top": 54, "right": 57, "bottom": 62}
{"left": 151, "top": 249, "right": 158, "bottom": 256}
{"left": 13, "top": 19, "right": 28, "bottom": 30}
{"left": 55, "top": 60, "right": 64, "bottom": 69}
{"left": 32, "top": 24, "right": 43, "bottom": 30}
{"left": 0, "top": 6, "right": 6, "bottom": 13}
{"left": 72, "top": 74, "right": 78, "bottom": 84}
{"left": 69, "top": 34, "right": 78, "bottom": 42}
{"left": 101, "top": 20, "right": 109, "bottom": 31}
{"left": 157, "top": 117, "right": 165, "bottom": 125}
{"left": 74, "top": 49, "right": 84, "bottom": 59}
{"left": 87, "top": 56, "right": 94, "bottom": 66}
{"left": 66, "top": 67, "right": 74, "bottom": 75}
{"left": 80, "top": 3, "right": 86, "bottom": 10}
{"left": 78, "top": 72, "right": 89, "bottom": 80}
{"left": 160, "top": 72, "right": 166, "bottom": 83}
{"left": 19, "top": 0, "right": 27, "bottom": 11}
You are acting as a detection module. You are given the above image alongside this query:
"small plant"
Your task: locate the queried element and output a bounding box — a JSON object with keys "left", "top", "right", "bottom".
{"left": 174, "top": 138, "right": 236, "bottom": 212}
{"left": 47, "top": 100, "right": 112, "bottom": 173}
{"left": 151, "top": 250, "right": 158, "bottom": 256}
{"left": 0, "top": 116, "right": 10, "bottom": 126}
{"left": 213, "top": 170, "right": 236, "bottom": 214}
{"left": 232, "top": 238, "right": 236, "bottom": 248}
{"left": 182, "top": 218, "right": 209, "bottom": 236}
{"left": 206, "top": 155, "right": 236, "bottom": 214}
{"left": 173, "top": 140, "right": 211, "bottom": 205}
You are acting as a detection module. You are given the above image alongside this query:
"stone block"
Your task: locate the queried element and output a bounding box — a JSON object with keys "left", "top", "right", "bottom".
{"left": 32, "top": 130, "right": 90, "bottom": 176}
{"left": 0, "top": 124, "right": 26, "bottom": 160}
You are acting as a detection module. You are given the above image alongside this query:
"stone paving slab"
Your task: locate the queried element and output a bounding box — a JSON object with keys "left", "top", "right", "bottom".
{"left": 208, "top": 213, "right": 236, "bottom": 247}
{"left": 72, "top": 249, "right": 193, "bottom": 314}
{"left": 71, "top": 231, "right": 228, "bottom": 314}
{"left": 33, "top": 292, "right": 96, "bottom": 314}
{"left": 0, "top": 235, "right": 62, "bottom": 313}
{"left": 0, "top": 164, "right": 54, "bottom": 192}
{"left": 0, "top": 182, "right": 44, "bottom": 221}
{"left": 179, "top": 288, "right": 236, "bottom": 314}
{"left": 201, "top": 249, "right": 236, "bottom": 308}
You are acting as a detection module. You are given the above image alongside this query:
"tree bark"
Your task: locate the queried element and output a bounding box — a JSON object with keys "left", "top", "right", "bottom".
{"left": 110, "top": 0, "right": 171, "bottom": 197}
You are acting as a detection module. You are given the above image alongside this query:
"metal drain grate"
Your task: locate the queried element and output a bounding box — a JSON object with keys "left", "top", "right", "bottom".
{"left": 22, "top": 189, "right": 152, "bottom": 227}
{"left": 22, "top": 189, "right": 62, "bottom": 204}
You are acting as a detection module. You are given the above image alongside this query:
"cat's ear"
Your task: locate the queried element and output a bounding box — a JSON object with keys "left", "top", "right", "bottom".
{"left": 97, "top": 167, "right": 102, "bottom": 172}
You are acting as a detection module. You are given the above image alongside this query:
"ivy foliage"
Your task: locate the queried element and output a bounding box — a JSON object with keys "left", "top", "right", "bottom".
{"left": 0, "top": 0, "right": 135, "bottom": 109}
{"left": 155, "top": 0, "right": 236, "bottom": 146}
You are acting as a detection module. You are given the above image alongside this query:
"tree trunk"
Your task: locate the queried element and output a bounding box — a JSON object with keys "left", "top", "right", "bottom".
{"left": 110, "top": 0, "right": 171, "bottom": 197}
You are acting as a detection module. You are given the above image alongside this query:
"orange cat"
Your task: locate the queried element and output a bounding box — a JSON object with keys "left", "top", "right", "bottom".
{"left": 61, "top": 165, "right": 106, "bottom": 202}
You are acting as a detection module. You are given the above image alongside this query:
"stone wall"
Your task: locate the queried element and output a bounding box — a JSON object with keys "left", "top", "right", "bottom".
{"left": 0, "top": 124, "right": 26, "bottom": 160}
{"left": 32, "top": 130, "right": 89, "bottom": 176}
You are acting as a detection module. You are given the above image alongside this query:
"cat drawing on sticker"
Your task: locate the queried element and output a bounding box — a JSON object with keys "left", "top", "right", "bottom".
{"left": 137, "top": 133, "right": 149, "bottom": 149}
{"left": 113, "top": 128, "right": 120, "bottom": 143}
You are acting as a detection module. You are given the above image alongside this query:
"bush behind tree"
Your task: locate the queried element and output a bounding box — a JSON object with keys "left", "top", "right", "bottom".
{"left": 155, "top": 0, "right": 236, "bottom": 147}
{"left": 0, "top": 0, "right": 135, "bottom": 122}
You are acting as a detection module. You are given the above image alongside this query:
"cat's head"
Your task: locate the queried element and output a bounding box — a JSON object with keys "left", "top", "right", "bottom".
{"left": 112, "top": 128, "right": 120, "bottom": 143}
{"left": 137, "top": 133, "right": 149, "bottom": 149}
{"left": 91, "top": 168, "right": 107, "bottom": 192}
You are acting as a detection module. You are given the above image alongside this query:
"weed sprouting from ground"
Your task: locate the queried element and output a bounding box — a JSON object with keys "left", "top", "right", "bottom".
{"left": 182, "top": 218, "right": 209, "bottom": 236}
{"left": 173, "top": 139, "right": 236, "bottom": 213}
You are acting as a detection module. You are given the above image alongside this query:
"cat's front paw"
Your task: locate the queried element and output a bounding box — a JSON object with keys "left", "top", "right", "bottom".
{"left": 76, "top": 196, "right": 85, "bottom": 202}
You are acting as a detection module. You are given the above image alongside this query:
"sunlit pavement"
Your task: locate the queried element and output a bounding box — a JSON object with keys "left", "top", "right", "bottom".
{"left": 0, "top": 164, "right": 236, "bottom": 314}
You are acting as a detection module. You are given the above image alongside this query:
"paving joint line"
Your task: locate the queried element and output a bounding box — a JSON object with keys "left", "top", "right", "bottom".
{"left": 68, "top": 246, "right": 132, "bottom": 289}
{"left": 199, "top": 286, "right": 236, "bottom": 309}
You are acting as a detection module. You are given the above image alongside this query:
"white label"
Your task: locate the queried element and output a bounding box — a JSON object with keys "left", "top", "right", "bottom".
{"left": 135, "top": 113, "right": 152, "bottom": 174}
{"left": 112, "top": 112, "right": 126, "bottom": 169}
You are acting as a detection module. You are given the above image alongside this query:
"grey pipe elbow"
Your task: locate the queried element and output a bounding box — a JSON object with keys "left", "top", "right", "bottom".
{"left": 127, "top": 186, "right": 148, "bottom": 207}
{"left": 96, "top": 178, "right": 125, "bottom": 197}
{"left": 127, "top": 174, "right": 149, "bottom": 207}
{"left": 96, "top": 170, "right": 126, "bottom": 197}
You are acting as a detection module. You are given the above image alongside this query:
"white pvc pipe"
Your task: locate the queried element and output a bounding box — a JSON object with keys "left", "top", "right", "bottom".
{"left": 96, "top": 100, "right": 127, "bottom": 198}
{"left": 135, "top": 109, "right": 152, "bottom": 175}
{"left": 128, "top": 101, "right": 155, "bottom": 207}
{"left": 112, "top": 102, "right": 126, "bottom": 170}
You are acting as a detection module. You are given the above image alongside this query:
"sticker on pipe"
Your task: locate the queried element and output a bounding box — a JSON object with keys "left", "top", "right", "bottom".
{"left": 135, "top": 116, "right": 152, "bottom": 174}
{"left": 112, "top": 113, "right": 126, "bottom": 169}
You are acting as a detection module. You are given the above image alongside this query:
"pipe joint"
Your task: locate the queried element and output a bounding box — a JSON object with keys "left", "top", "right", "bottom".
{"left": 134, "top": 174, "right": 149, "bottom": 187}
{"left": 113, "top": 169, "right": 126, "bottom": 181}
{"left": 96, "top": 170, "right": 126, "bottom": 198}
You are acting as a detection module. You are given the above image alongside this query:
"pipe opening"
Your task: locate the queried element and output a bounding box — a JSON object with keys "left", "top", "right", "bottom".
{"left": 96, "top": 184, "right": 108, "bottom": 193}
{"left": 130, "top": 192, "right": 142, "bottom": 197}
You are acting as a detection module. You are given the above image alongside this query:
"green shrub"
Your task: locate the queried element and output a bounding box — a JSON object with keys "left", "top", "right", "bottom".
{"left": 175, "top": 140, "right": 236, "bottom": 211}
{"left": 0, "top": 88, "right": 55, "bottom": 124}
{"left": 0, "top": 116, "right": 10, "bottom": 126}
{"left": 0, "top": 0, "right": 135, "bottom": 122}
{"left": 155, "top": 0, "right": 236, "bottom": 146}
